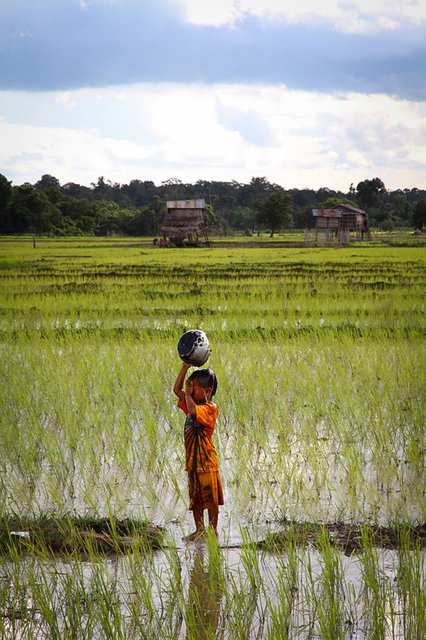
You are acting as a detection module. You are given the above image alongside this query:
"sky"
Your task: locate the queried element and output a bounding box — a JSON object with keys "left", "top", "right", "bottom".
{"left": 0, "top": 0, "right": 425, "bottom": 192}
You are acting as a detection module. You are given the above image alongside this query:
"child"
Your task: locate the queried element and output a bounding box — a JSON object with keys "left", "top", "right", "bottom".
{"left": 173, "top": 362, "right": 223, "bottom": 541}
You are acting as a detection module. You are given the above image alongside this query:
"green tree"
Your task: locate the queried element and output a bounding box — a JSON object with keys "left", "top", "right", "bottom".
{"left": 229, "top": 206, "right": 255, "bottom": 232}
{"left": 8, "top": 185, "right": 53, "bottom": 234}
{"left": 159, "top": 178, "right": 188, "bottom": 201}
{"left": 293, "top": 205, "right": 316, "bottom": 229}
{"left": 239, "top": 176, "right": 279, "bottom": 207}
{"left": 61, "top": 181, "right": 93, "bottom": 200}
{"left": 93, "top": 201, "right": 136, "bottom": 235}
{"left": 411, "top": 199, "right": 426, "bottom": 231}
{"left": 381, "top": 218, "right": 395, "bottom": 231}
{"left": 211, "top": 193, "right": 235, "bottom": 228}
{"left": 124, "top": 179, "right": 156, "bottom": 207}
{"left": 58, "top": 196, "right": 99, "bottom": 234}
{"left": 254, "top": 192, "right": 293, "bottom": 237}
{"left": 320, "top": 196, "right": 358, "bottom": 209}
{"left": 34, "top": 174, "right": 61, "bottom": 191}
{"left": 356, "top": 178, "right": 386, "bottom": 210}
{"left": 148, "top": 195, "right": 166, "bottom": 235}
{"left": 391, "top": 192, "right": 411, "bottom": 222}
{"left": 0, "top": 173, "right": 13, "bottom": 233}
{"left": 126, "top": 208, "right": 153, "bottom": 236}
{"left": 91, "top": 176, "right": 121, "bottom": 202}
{"left": 203, "top": 203, "right": 216, "bottom": 227}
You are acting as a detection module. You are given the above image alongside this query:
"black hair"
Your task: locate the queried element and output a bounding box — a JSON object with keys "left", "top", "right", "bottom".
{"left": 187, "top": 367, "right": 218, "bottom": 397}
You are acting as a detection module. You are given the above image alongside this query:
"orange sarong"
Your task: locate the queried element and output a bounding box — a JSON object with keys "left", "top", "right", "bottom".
{"left": 188, "top": 470, "right": 224, "bottom": 511}
{"left": 178, "top": 391, "right": 224, "bottom": 510}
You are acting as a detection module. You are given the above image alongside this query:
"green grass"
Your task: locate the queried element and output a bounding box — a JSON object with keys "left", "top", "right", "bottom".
{"left": 0, "top": 236, "right": 424, "bottom": 638}
{"left": 0, "top": 237, "right": 424, "bottom": 523}
{"left": 1, "top": 527, "right": 423, "bottom": 639}
{"left": 0, "top": 515, "right": 164, "bottom": 555}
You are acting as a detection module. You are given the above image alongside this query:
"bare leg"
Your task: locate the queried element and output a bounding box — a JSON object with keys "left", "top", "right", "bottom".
{"left": 183, "top": 508, "right": 205, "bottom": 542}
{"left": 208, "top": 506, "right": 219, "bottom": 538}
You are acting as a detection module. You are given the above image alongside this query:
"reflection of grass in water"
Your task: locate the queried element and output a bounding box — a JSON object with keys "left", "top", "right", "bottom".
{"left": 396, "top": 528, "right": 425, "bottom": 638}
{"left": 0, "top": 526, "right": 423, "bottom": 639}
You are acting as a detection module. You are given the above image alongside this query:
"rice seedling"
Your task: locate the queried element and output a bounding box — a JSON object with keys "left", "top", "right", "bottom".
{"left": 396, "top": 527, "right": 425, "bottom": 639}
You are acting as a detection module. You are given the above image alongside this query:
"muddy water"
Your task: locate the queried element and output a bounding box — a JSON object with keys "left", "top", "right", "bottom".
{"left": 4, "top": 421, "right": 422, "bottom": 543}
{"left": 1, "top": 543, "right": 410, "bottom": 640}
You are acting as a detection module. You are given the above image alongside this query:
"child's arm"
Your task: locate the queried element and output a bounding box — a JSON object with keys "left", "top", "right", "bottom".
{"left": 185, "top": 378, "right": 197, "bottom": 418}
{"left": 173, "top": 362, "right": 191, "bottom": 398}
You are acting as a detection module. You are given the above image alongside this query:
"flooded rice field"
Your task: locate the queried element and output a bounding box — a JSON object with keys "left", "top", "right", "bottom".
{"left": 1, "top": 336, "right": 423, "bottom": 639}
{"left": 0, "top": 241, "right": 424, "bottom": 638}
{"left": 1, "top": 538, "right": 423, "bottom": 639}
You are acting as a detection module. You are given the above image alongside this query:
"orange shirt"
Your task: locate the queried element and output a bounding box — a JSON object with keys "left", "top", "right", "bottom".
{"left": 178, "top": 391, "right": 219, "bottom": 473}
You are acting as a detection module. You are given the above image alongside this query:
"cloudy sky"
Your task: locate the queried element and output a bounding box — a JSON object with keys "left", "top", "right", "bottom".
{"left": 1, "top": 0, "right": 425, "bottom": 191}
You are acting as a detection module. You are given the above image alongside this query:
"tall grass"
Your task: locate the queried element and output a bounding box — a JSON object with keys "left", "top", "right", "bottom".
{"left": 1, "top": 527, "right": 422, "bottom": 639}
{"left": 0, "top": 238, "right": 424, "bottom": 638}
{"left": 0, "top": 239, "right": 424, "bottom": 523}
{"left": 1, "top": 338, "right": 423, "bottom": 526}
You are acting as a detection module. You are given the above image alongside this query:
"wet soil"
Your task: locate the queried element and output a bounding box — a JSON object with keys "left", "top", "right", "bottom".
{"left": 3, "top": 516, "right": 424, "bottom": 557}
{"left": 2, "top": 516, "right": 165, "bottom": 556}
{"left": 259, "top": 520, "right": 426, "bottom": 556}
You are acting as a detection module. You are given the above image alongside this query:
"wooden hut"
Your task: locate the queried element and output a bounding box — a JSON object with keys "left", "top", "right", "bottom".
{"left": 312, "top": 203, "right": 370, "bottom": 243}
{"left": 159, "top": 199, "right": 210, "bottom": 247}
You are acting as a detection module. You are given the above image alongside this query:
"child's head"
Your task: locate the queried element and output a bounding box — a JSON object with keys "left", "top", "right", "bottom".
{"left": 187, "top": 367, "right": 218, "bottom": 400}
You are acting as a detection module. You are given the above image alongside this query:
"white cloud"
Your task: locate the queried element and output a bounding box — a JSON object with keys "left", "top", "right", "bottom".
{"left": 179, "top": 0, "right": 239, "bottom": 26}
{"left": 0, "top": 84, "right": 425, "bottom": 190}
{"left": 323, "top": 93, "right": 426, "bottom": 169}
{"left": 0, "top": 118, "right": 156, "bottom": 186}
{"left": 180, "top": 0, "right": 426, "bottom": 33}
{"left": 55, "top": 92, "right": 78, "bottom": 109}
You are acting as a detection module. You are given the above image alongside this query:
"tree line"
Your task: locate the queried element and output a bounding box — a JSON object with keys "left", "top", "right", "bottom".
{"left": 0, "top": 172, "right": 425, "bottom": 237}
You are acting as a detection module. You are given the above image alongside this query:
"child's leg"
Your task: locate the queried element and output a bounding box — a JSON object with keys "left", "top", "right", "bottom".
{"left": 184, "top": 472, "right": 205, "bottom": 541}
{"left": 193, "top": 507, "right": 205, "bottom": 533}
{"left": 208, "top": 506, "right": 219, "bottom": 537}
{"left": 183, "top": 508, "right": 205, "bottom": 542}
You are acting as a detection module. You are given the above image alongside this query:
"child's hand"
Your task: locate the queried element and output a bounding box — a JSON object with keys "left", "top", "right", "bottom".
{"left": 173, "top": 362, "right": 192, "bottom": 399}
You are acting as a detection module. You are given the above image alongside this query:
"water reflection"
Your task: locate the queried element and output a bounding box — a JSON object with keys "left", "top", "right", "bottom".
{"left": 185, "top": 542, "right": 223, "bottom": 640}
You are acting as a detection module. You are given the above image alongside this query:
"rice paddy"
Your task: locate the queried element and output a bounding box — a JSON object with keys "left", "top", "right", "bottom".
{"left": 0, "top": 236, "right": 424, "bottom": 638}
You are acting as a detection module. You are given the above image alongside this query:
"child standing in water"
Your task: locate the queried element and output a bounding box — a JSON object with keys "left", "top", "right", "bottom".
{"left": 173, "top": 362, "right": 223, "bottom": 541}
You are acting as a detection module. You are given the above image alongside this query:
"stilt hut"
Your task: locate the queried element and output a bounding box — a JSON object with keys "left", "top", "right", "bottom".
{"left": 312, "top": 203, "right": 370, "bottom": 243}
{"left": 159, "top": 199, "right": 210, "bottom": 247}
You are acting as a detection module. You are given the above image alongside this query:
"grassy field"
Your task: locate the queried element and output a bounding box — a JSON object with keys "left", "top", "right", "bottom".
{"left": 0, "top": 236, "right": 424, "bottom": 638}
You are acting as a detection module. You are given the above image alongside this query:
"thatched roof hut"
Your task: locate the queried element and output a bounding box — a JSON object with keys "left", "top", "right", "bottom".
{"left": 159, "top": 199, "right": 210, "bottom": 246}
